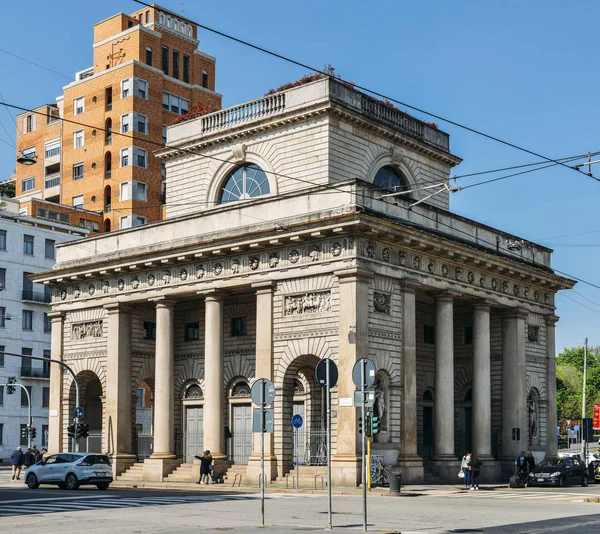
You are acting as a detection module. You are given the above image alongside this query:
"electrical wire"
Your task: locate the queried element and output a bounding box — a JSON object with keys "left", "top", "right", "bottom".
{"left": 558, "top": 292, "right": 600, "bottom": 314}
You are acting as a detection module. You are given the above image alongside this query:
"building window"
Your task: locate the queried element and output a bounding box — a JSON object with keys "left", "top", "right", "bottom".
{"left": 0, "top": 308, "right": 5, "bottom": 328}
{"left": 25, "top": 114, "right": 35, "bottom": 133}
{"left": 0, "top": 345, "right": 4, "bottom": 366}
{"left": 231, "top": 317, "right": 248, "bottom": 337}
{"left": 22, "top": 310, "right": 33, "bottom": 331}
{"left": 0, "top": 387, "right": 3, "bottom": 406}
{"left": 119, "top": 215, "right": 147, "bottom": 229}
{"left": 79, "top": 219, "right": 99, "bottom": 232}
{"left": 44, "top": 139, "right": 61, "bottom": 158}
{"left": 122, "top": 113, "right": 148, "bottom": 134}
{"left": 21, "top": 386, "right": 32, "bottom": 408}
{"left": 172, "top": 50, "right": 179, "bottom": 79}
{"left": 43, "top": 313, "right": 52, "bottom": 333}
{"left": 121, "top": 78, "right": 130, "bottom": 98}
{"left": 72, "top": 195, "right": 84, "bottom": 208}
{"left": 73, "top": 162, "right": 84, "bottom": 180}
{"left": 162, "top": 92, "right": 189, "bottom": 115}
{"left": 135, "top": 78, "right": 148, "bottom": 99}
{"left": 0, "top": 268, "right": 4, "bottom": 290}
{"left": 43, "top": 349, "right": 51, "bottom": 376}
{"left": 145, "top": 10, "right": 150, "bottom": 23}
{"left": 219, "top": 164, "right": 270, "bottom": 203}
{"left": 23, "top": 234, "right": 34, "bottom": 255}
{"left": 184, "top": 322, "right": 199, "bottom": 341}
{"left": 136, "top": 388, "right": 145, "bottom": 408}
{"left": 162, "top": 124, "right": 167, "bottom": 144}
{"left": 45, "top": 239, "right": 55, "bottom": 259}
{"left": 183, "top": 55, "right": 190, "bottom": 83}
{"left": 424, "top": 325, "right": 435, "bottom": 344}
{"left": 162, "top": 46, "right": 169, "bottom": 74}
{"left": 121, "top": 114, "right": 131, "bottom": 133}
{"left": 464, "top": 325, "right": 473, "bottom": 345}
{"left": 42, "top": 387, "right": 50, "bottom": 408}
{"left": 105, "top": 152, "right": 112, "bottom": 178}
{"left": 0, "top": 230, "right": 6, "bottom": 250}
{"left": 74, "top": 96, "right": 84, "bottom": 115}
{"left": 74, "top": 130, "right": 84, "bottom": 148}
{"left": 202, "top": 70, "right": 208, "bottom": 89}
{"left": 374, "top": 166, "right": 409, "bottom": 194}
{"left": 120, "top": 147, "right": 147, "bottom": 168}
{"left": 120, "top": 180, "right": 148, "bottom": 202}
{"left": 143, "top": 321, "right": 156, "bottom": 340}
{"left": 145, "top": 47, "right": 153, "bottom": 66}
{"left": 22, "top": 178, "right": 35, "bottom": 192}
{"left": 42, "top": 424, "right": 48, "bottom": 447}
{"left": 161, "top": 163, "right": 166, "bottom": 178}
{"left": 105, "top": 86, "right": 113, "bottom": 111}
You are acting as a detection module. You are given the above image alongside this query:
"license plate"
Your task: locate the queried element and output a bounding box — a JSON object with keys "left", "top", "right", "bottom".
{"left": 95, "top": 471, "right": 108, "bottom": 476}
{"left": 537, "top": 478, "right": 544, "bottom": 482}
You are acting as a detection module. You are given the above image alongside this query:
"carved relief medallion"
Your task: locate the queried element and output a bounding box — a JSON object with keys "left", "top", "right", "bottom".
{"left": 442, "top": 264, "right": 449, "bottom": 278}
{"left": 117, "top": 279, "right": 125, "bottom": 291}
{"left": 72, "top": 321, "right": 103, "bottom": 340}
{"left": 147, "top": 274, "right": 156, "bottom": 286}
{"left": 73, "top": 287, "right": 81, "bottom": 298}
{"left": 502, "top": 281, "right": 509, "bottom": 294}
{"left": 373, "top": 292, "right": 391, "bottom": 315}
{"left": 381, "top": 248, "right": 391, "bottom": 262}
{"left": 534, "top": 290, "right": 540, "bottom": 302}
{"left": 289, "top": 250, "right": 300, "bottom": 263}
{"left": 269, "top": 253, "right": 280, "bottom": 268}
{"left": 87, "top": 284, "right": 96, "bottom": 296}
{"left": 331, "top": 243, "right": 342, "bottom": 257}
{"left": 195, "top": 265, "right": 205, "bottom": 279}
{"left": 309, "top": 247, "right": 320, "bottom": 262}
{"left": 231, "top": 260, "right": 240, "bottom": 274}
{"left": 467, "top": 271, "right": 475, "bottom": 284}
{"left": 102, "top": 281, "right": 110, "bottom": 293}
{"left": 413, "top": 256, "right": 422, "bottom": 270}
{"left": 428, "top": 261, "right": 435, "bottom": 275}
{"left": 455, "top": 267, "right": 463, "bottom": 281}
{"left": 131, "top": 277, "right": 140, "bottom": 289}
{"left": 513, "top": 285, "right": 520, "bottom": 297}
{"left": 179, "top": 268, "right": 188, "bottom": 281}
{"left": 284, "top": 291, "right": 331, "bottom": 315}
{"left": 162, "top": 271, "right": 171, "bottom": 284}
{"left": 249, "top": 257, "right": 260, "bottom": 270}
{"left": 491, "top": 278, "right": 498, "bottom": 291}
{"left": 398, "top": 251, "right": 407, "bottom": 266}
{"left": 213, "top": 263, "right": 223, "bottom": 276}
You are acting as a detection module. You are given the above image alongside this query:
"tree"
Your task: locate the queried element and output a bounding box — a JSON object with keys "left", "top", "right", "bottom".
{"left": 0, "top": 181, "right": 15, "bottom": 198}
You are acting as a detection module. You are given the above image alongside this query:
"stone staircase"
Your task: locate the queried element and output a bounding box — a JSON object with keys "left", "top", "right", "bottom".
{"left": 273, "top": 465, "right": 328, "bottom": 489}
{"left": 165, "top": 462, "right": 196, "bottom": 483}
{"left": 116, "top": 462, "right": 145, "bottom": 481}
{"left": 223, "top": 463, "right": 247, "bottom": 486}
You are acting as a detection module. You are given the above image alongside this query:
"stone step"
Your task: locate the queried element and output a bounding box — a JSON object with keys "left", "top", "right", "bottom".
{"left": 117, "top": 462, "right": 145, "bottom": 481}
{"left": 165, "top": 463, "right": 195, "bottom": 483}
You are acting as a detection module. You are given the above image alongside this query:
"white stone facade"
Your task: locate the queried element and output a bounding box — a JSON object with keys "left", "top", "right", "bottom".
{"left": 36, "top": 78, "right": 574, "bottom": 484}
{"left": 0, "top": 199, "right": 87, "bottom": 461}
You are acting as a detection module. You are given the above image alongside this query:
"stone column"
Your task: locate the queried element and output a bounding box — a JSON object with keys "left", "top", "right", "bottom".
{"left": 501, "top": 309, "right": 528, "bottom": 467}
{"left": 397, "top": 281, "right": 423, "bottom": 482}
{"left": 545, "top": 316, "right": 559, "bottom": 459}
{"left": 472, "top": 303, "right": 492, "bottom": 459}
{"left": 247, "top": 282, "right": 277, "bottom": 482}
{"left": 203, "top": 292, "right": 227, "bottom": 476}
{"left": 331, "top": 268, "right": 372, "bottom": 487}
{"left": 433, "top": 293, "right": 456, "bottom": 461}
{"left": 48, "top": 311, "right": 64, "bottom": 454}
{"left": 145, "top": 299, "right": 179, "bottom": 481}
{"left": 104, "top": 303, "right": 136, "bottom": 477}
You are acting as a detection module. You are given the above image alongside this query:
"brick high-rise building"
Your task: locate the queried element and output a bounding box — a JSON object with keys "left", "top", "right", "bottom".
{"left": 12, "top": 4, "right": 222, "bottom": 232}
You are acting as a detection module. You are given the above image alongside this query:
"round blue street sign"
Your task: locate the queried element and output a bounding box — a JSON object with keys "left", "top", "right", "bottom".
{"left": 74, "top": 407, "right": 84, "bottom": 419}
{"left": 292, "top": 414, "right": 303, "bottom": 429}
{"left": 574, "top": 424, "right": 580, "bottom": 431}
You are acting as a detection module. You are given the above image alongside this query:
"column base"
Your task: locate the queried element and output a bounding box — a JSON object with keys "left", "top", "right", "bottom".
{"left": 428, "top": 459, "right": 461, "bottom": 483}
{"left": 331, "top": 454, "right": 361, "bottom": 487}
{"left": 477, "top": 459, "right": 501, "bottom": 483}
{"left": 247, "top": 454, "right": 278, "bottom": 484}
{"left": 109, "top": 453, "right": 137, "bottom": 478}
{"left": 142, "top": 458, "right": 181, "bottom": 481}
{"left": 396, "top": 454, "right": 424, "bottom": 484}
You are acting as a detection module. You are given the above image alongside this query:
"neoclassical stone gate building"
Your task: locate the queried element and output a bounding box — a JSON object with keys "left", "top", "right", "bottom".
{"left": 37, "top": 77, "right": 574, "bottom": 484}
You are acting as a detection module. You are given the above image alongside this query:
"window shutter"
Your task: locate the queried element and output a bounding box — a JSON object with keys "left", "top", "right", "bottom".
{"left": 32, "top": 114, "right": 36, "bottom": 131}
{"left": 22, "top": 116, "right": 26, "bottom": 134}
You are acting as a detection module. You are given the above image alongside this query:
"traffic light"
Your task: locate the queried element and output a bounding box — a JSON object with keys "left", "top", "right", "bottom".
{"left": 21, "top": 425, "right": 29, "bottom": 439}
{"left": 81, "top": 424, "right": 90, "bottom": 439}
{"left": 366, "top": 414, "right": 372, "bottom": 438}
{"left": 67, "top": 424, "right": 75, "bottom": 438}
{"left": 371, "top": 416, "right": 380, "bottom": 435}
{"left": 30, "top": 427, "right": 37, "bottom": 440}
{"left": 7, "top": 377, "right": 17, "bottom": 394}
{"left": 358, "top": 417, "right": 363, "bottom": 434}
{"left": 76, "top": 423, "right": 84, "bottom": 439}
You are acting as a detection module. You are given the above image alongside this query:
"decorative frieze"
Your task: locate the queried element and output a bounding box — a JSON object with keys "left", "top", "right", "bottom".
{"left": 284, "top": 291, "right": 331, "bottom": 315}
{"left": 274, "top": 328, "right": 338, "bottom": 340}
{"left": 72, "top": 321, "right": 103, "bottom": 340}
{"left": 369, "top": 328, "right": 400, "bottom": 340}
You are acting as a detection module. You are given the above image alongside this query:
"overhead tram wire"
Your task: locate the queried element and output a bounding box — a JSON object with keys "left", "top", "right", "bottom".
{"left": 132, "top": 1, "right": 597, "bottom": 183}
{"left": 558, "top": 292, "right": 600, "bottom": 314}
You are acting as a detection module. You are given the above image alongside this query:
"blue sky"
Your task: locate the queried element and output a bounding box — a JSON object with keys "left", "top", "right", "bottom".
{"left": 1, "top": 0, "right": 599, "bottom": 352}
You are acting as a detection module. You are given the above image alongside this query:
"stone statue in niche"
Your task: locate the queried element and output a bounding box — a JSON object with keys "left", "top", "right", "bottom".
{"left": 528, "top": 397, "right": 538, "bottom": 438}
{"left": 374, "top": 379, "right": 386, "bottom": 421}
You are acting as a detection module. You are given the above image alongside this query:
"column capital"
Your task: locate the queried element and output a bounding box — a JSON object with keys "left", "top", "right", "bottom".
{"left": 503, "top": 307, "right": 529, "bottom": 320}
{"left": 150, "top": 297, "right": 177, "bottom": 309}
{"left": 252, "top": 281, "right": 275, "bottom": 294}
{"left": 104, "top": 302, "right": 132, "bottom": 314}
{"left": 47, "top": 311, "right": 64, "bottom": 320}
{"left": 400, "top": 278, "right": 420, "bottom": 294}
{"left": 433, "top": 289, "right": 461, "bottom": 302}
{"left": 545, "top": 315, "right": 560, "bottom": 326}
{"left": 334, "top": 267, "right": 374, "bottom": 283}
{"left": 473, "top": 299, "right": 494, "bottom": 311}
{"left": 197, "top": 289, "right": 227, "bottom": 300}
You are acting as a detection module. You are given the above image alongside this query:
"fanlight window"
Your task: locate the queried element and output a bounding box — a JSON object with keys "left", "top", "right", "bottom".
{"left": 219, "top": 164, "right": 270, "bottom": 203}
{"left": 294, "top": 379, "right": 305, "bottom": 394}
{"left": 232, "top": 381, "right": 251, "bottom": 397}
{"left": 373, "top": 166, "right": 409, "bottom": 193}
{"left": 184, "top": 384, "right": 203, "bottom": 399}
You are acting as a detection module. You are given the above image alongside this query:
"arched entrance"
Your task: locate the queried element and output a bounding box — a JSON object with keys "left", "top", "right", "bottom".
{"left": 69, "top": 370, "right": 103, "bottom": 452}
{"left": 134, "top": 379, "right": 154, "bottom": 459}
{"left": 228, "top": 379, "right": 252, "bottom": 464}
{"left": 280, "top": 355, "right": 324, "bottom": 474}
{"left": 181, "top": 381, "right": 203, "bottom": 463}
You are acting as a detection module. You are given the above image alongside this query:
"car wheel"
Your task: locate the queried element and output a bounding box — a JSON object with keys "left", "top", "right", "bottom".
{"left": 65, "top": 473, "right": 79, "bottom": 490}
{"left": 559, "top": 476, "right": 567, "bottom": 487}
{"left": 582, "top": 475, "right": 589, "bottom": 487}
{"left": 26, "top": 473, "right": 39, "bottom": 489}
{"left": 96, "top": 482, "right": 109, "bottom": 490}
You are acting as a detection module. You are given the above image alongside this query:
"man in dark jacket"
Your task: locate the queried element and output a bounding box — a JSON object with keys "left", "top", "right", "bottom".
{"left": 11, "top": 447, "right": 24, "bottom": 480}
{"left": 22, "top": 448, "right": 35, "bottom": 469}
{"left": 468, "top": 454, "right": 483, "bottom": 490}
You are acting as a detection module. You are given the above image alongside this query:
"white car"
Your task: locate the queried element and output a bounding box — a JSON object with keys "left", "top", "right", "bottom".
{"left": 25, "top": 452, "right": 113, "bottom": 490}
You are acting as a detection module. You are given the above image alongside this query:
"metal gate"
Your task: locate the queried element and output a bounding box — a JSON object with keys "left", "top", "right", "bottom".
{"left": 186, "top": 406, "right": 204, "bottom": 463}
{"left": 293, "top": 402, "right": 306, "bottom": 465}
{"left": 304, "top": 429, "right": 327, "bottom": 465}
{"left": 232, "top": 404, "right": 252, "bottom": 464}
{"left": 78, "top": 432, "right": 102, "bottom": 453}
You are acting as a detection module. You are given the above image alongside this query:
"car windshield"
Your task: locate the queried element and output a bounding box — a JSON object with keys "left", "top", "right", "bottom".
{"left": 538, "top": 459, "right": 564, "bottom": 468}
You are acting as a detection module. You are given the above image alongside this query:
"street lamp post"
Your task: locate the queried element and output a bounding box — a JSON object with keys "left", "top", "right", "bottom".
{"left": 1, "top": 382, "right": 32, "bottom": 448}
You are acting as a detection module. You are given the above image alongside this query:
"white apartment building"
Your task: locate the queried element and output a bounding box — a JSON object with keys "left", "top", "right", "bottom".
{"left": 0, "top": 197, "right": 87, "bottom": 461}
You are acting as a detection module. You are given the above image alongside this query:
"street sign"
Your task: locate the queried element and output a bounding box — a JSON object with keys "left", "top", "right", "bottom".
{"left": 352, "top": 359, "right": 376, "bottom": 389}
{"left": 574, "top": 424, "right": 580, "bottom": 432}
{"left": 566, "top": 419, "right": 572, "bottom": 426}
{"left": 292, "top": 414, "right": 303, "bottom": 429}
{"left": 253, "top": 407, "right": 274, "bottom": 433}
{"left": 74, "top": 407, "right": 84, "bottom": 419}
{"left": 251, "top": 378, "right": 276, "bottom": 406}
{"left": 594, "top": 404, "right": 600, "bottom": 429}
{"left": 316, "top": 358, "right": 339, "bottom": 388}
{"left": 512, "top": 427, "right": 520, "bottom": 441}
{"left": 566, "top": 425, "right": 571, "bottom": 432}
{"left": 354, "top": 390, "right": 375, "bottom": 406}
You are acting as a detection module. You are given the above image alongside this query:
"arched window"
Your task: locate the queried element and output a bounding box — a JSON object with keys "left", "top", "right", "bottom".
{"left": 202, "top": 70, "right": 209, "bottom": 89}
{"left": 219, "top": 164, "right": 270, "bottom": 203}
{"left": 373, "top": 165, "right": 409, "bottom": 193}
{"left": 104, "top": 185, "right": 111, "bottom": 212}
{"left": 231, "top": 381, "right": 251, "bottom": 397}
{"left": 105, "top": 118, "right": 112, "bottom": 145}
{"left": 104, "top": 218, "right": 111, "bottom": 232}
{"left": 104, "top": 152, "right": 112, "bottom": 178}
{"left": 184, "top": 384, "right": 203, "bottom": 399}
{"left": 423, "top": 390, "right": 434, "bottom": 402}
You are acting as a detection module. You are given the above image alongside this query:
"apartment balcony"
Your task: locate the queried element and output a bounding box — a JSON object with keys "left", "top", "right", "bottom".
{"left": 44, "top": 173, "right": 61, "bottom": 198}
{"left": 22, "top": 290, "right": 52, "bottom": 304}
{"left": 21, "top": 367, "right": 50, "bottom": 379}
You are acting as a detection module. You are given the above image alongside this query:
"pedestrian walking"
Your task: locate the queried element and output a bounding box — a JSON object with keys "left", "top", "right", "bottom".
{"left": 468, "top": 453, "right": 483, "bottom": 490}
{"left": 11, "top": 447, "right": 24, "bottom": 480}
{"left": 460, "top": 451, "right": 471, "bottom": 488}
{"left": 41, "top": 448, "right": 48, "bottom": 460}
{"left": 195, "top": 450, "right": 213, "bottom": 484}
{"left": 23, "top": 448, "right": 35, "bottom": 470}
{"left": 32, "top": 448, "right": 41, "bottom": 465}
{"left": 526, "top": 451, "right": 535, "bottom": 474}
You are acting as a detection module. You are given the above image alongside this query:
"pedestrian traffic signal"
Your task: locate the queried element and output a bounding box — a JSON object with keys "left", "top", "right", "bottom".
{"left": 80, "top": 423, "right": 90, "bottom": 438}
{"left": 30, "top": 427, "right": 36, "bottom": 439}
{"left": 371, "top": 416, "right": 380, "bottom": 435}
{"left": 358, "top": 417, "right": 363, "bottom": 434}
{"left": 67, "top": 424, "right": 75, "bottom": 438}
{"left": 7, "top": 377, "right": 17, "bottom": 394}
{"left": 366, "top": 414, "right": 372, "bottom": 438}
{"left": 21, "top": 425, "right": 29, "bottom": 438}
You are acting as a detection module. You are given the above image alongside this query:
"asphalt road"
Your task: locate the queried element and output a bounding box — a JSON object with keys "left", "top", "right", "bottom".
{"left": 0, "top": 483, "right": 600, "bottom": 533}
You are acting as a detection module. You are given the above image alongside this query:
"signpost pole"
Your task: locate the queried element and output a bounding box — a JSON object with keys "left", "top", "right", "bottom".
{"left": 295, "top": 426, "right": 299, "bottom": 489}
{"left": 260, "top": 381, "right": 265, "bottom": 527}
{"left": 361, "top": 359, "right": 367, "bottom": 533}
{"left": 326, "top": 358, "right": 332, "bottom": 530}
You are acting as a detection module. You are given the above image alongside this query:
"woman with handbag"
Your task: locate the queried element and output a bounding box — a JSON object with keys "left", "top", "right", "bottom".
{"left": 460, "top": 452, "right": 471, "bottom": 488}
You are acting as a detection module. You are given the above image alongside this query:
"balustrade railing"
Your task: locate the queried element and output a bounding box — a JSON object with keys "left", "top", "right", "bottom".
{"left": 22, "top": 290, "right": 52, "bottom": 304}
{"left": 45, "top": 174, "right": 60, "bottom": 189}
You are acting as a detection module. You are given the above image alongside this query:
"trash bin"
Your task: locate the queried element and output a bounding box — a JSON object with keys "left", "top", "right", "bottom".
{"left": 388, "top": 472, "right": 401, "bottom": 495}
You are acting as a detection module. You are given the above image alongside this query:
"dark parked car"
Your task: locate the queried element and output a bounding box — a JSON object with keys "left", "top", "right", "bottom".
{"left": 528, "top": 457, "right": 588, "bottom": 487}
